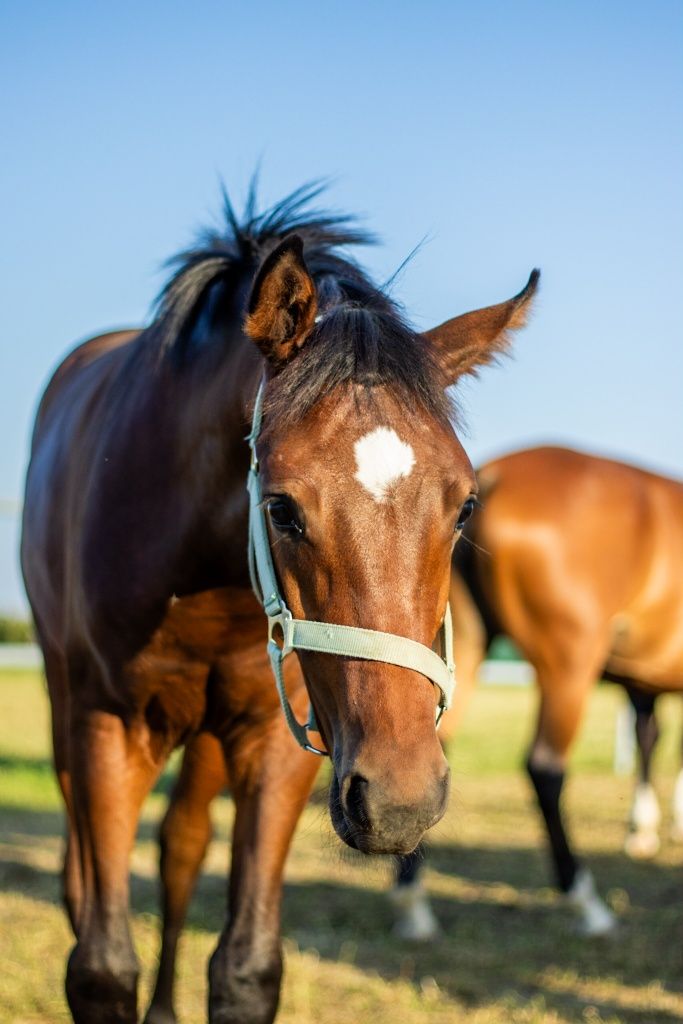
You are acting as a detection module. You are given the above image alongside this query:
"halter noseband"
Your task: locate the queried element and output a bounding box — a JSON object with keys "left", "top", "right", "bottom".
{"left": 247, "top": 377, "right": 455, "bottom": 755}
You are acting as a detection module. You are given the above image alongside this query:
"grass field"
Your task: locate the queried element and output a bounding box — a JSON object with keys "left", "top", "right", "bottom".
{"left": 1, "top": 669, "right": 681, "bottom": 1024}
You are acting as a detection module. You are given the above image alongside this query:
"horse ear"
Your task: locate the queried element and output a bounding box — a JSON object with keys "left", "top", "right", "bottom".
{"left": 424, "top": 269, "right": 540, "bottom": 382}
{"left": 245, "top": 235, "right": 318, "bottom": 366}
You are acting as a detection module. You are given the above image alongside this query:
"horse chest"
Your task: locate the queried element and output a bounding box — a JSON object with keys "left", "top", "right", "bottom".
{"left": 125, "top": 587, "right": 271, "bottom": 733}
{"left": 155, "top": 588, "right": 264, "bottom": 658}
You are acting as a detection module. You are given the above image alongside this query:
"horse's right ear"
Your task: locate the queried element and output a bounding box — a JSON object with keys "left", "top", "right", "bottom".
{"left": 424, "top": 269, "right": 540, "bottom": 383}
{"left": 245, "top": 235, "right": 318, "bottom": 366}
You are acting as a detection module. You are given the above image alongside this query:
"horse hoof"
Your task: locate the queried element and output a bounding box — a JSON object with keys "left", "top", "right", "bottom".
{"left": 143, "top": 1007, "right": 177, "bottom": 1024}
{"left": 576, "top": 909, "right": 619, "bottom": 937}
{"left": 389, "top": 883, "right": 440, "bottom": 942}
{"left": 624, "top": 829, "right": 661, "bottom": 860}
{"left": 567, "top": 868, "right": 618, "bottom": 938}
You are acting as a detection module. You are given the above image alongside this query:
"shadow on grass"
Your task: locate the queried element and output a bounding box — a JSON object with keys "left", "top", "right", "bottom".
{"left": 428, "top": 840, "right": 683, "bottom": 913}
{"left": 2, "top": 802, "right": 681, "bottom": 1024}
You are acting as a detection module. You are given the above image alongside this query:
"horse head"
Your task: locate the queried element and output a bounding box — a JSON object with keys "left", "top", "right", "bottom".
{"left": 246, "top": 234, "right": 538, "bottom": 854}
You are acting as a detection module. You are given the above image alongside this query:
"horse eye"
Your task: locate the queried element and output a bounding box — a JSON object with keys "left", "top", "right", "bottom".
{"left": 268, "top": 497, "right": 304, "bottom": 536}
{"left": 456, "top": 496, "right": 478, "bottom": 532}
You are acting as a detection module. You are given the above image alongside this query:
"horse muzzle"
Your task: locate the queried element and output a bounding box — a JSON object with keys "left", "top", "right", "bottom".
{"left": 329, "top": 762, "right": 450, "bottom": 855}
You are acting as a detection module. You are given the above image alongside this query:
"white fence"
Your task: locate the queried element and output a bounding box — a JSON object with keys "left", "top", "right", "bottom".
{"left": 0, "top": 644, "right": 43, "bottom": 669}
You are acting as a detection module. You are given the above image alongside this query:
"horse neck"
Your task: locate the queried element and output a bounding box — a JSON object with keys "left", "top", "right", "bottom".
{"left": 92, "top": 323, "right": 261, "bottom": 605}
{"left": 163, "top": 333, "right": 262, "bottom": 584}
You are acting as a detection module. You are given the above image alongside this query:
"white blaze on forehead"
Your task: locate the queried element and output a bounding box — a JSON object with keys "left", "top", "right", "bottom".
{"left": 353, "top": 427, "right": 415, "bottom": 502}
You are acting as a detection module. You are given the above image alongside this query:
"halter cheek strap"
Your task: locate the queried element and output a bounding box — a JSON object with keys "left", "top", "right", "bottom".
{"left": 247, "top": 377, "right": 456, "bottom": 756}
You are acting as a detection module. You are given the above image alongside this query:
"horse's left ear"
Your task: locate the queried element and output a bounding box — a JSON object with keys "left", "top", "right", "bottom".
{"left": 245, "top": 234, "right": 318, "bottom": 366}
{"left": 424, "top": 269, "right": 540, "bottom": 382}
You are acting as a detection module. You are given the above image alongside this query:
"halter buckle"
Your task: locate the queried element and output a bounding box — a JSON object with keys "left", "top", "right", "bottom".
{"left": 267, "top": 606, "right": 294, "bottom": 656}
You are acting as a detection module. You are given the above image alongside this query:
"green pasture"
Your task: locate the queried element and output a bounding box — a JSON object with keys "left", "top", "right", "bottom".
{"left": 0, "top": 668, "right": 681, "bottom": 1024}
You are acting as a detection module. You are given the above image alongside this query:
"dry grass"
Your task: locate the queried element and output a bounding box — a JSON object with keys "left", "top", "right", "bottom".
{"left": 1, "top": 669, "right": 681, "bottom": 1024}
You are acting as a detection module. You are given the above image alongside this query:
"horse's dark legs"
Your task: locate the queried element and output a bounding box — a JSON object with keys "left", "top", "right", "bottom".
{"left": 145, "top": 732, "right": 228, "bottom": 1024}
{"left": 526, "top": 760, "right": 617, "bottom": 934}
{"left": 66, "top": 706, "right": 167, "bottom": 1024}
{"left": 527, "top": 660, "right": 615, "bottom": 934}
{"left": 396, "top": 849, "right": 422, "bottom": 886}
{"left": 628, "top": 687, "right": 659, "bottom": 784}
{"left": 526, "top": 756, "right": 580, "bottom": 881}
{"left": 208, "top": 715, "right": 320, "bottom": 1024}
{"left": 623, "top": 686, "right": 661, "bottom": 858}
{"left": 389, "top": 846, "right": 440, "bottom": 940}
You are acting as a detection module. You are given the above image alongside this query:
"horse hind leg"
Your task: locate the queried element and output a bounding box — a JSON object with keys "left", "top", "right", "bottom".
{"left": 623, "top": 686, "right": 662, "bottom": 859}
{"left": 144, "top": 731, "right": 228, "bottom": 1024}
{"left": 527, "top": 657, "right": 616, "bottom": 936}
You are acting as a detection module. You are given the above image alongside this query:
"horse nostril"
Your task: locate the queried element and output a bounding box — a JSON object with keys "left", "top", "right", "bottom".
{"left": 343, "top": 774, "right": 371, "bottom": 830}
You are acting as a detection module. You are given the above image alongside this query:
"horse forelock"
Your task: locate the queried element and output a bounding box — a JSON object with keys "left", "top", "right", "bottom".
{"left": 140, "top": 180, "right": 453, "bottom": 429}
{"left": 148, "top": 180, "right": 375, "bottom": 356}
{"left": 261, "top": 303, "right": 452, "bottom": 431}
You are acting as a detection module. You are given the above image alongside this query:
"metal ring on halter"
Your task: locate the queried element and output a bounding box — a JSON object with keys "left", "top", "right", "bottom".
{"left": 268, "top": 608, "right": 294, "bottom": 656}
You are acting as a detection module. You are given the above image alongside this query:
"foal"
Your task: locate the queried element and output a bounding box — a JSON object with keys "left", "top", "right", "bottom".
{"left": 21, "top": 185, "right": 537, "bottom": 1023}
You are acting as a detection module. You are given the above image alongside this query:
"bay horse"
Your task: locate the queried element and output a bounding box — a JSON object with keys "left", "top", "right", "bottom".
{"left": 20, "top": 183, "right": 538, "bottom": 1024}
{"left": 393, "top": 445, "right": 683, "bottom": 938}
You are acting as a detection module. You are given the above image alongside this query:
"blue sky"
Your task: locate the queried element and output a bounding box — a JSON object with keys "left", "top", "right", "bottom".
{"left": 1, "top": 1, "right": 681, "bottom": 612}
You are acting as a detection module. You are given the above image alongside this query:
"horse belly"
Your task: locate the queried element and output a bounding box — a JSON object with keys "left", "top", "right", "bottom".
{"left": 608, "top": 604, "right": 683, "bottom": 691}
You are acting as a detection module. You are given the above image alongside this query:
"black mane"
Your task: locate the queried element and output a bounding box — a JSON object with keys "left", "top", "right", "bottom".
{"left": 152, "top": 181, "right": 451, "bottom": 425}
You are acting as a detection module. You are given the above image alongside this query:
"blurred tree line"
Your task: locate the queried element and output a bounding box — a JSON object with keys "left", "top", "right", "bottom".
{"left": 0, "top": 616, "right": 34, "bottom": 643}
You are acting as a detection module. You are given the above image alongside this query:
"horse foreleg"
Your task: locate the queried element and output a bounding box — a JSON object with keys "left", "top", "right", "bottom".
{"left": 527, "top": 666, "right": 616, "bottom": 936}
{"left": 623, "top": 686, "right": 661, "bottom": 859}
{"left": 42, "top": 640, "right": 84, "bottom": 934}
{"left": 208, "top": 715, "right": 320, "bottom": 1024}
{"left": 145, "top": 731, "right": 228, "bottom": 1024}
{"left": 66, "top": 706, "right": 167, "bottom": 1024}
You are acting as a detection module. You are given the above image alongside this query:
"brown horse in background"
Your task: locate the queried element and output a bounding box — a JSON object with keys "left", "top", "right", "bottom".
{"left": 454, "top": 445, "right": 683, "bottom": 907}
{"left": 394, "top": 446, "right": 683, "bottom": 938}
{"left": 21, "top": 183, "right": 538, "bottom": 1024}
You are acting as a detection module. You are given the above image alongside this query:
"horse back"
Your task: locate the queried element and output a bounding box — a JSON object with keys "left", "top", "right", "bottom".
{"left": 21, "top": 330, "right": 141, "bottom": 649}
{"left": 32, "top": 330, "right": 141, "bottom": 441}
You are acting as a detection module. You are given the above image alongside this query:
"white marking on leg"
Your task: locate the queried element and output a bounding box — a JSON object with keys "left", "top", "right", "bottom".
{"left": 566, "top": 868, "right": 617, "bottom": 935}
{"left": 631, "top": 782, "right": 661, "bottom": 831}
{"left": 625, "top": 782, "right": 661, "bottom": 859}
{"left": 672, "top": 769, "right": 683, "bottom": 842}
{"left": 389, "top": 882, "right": 440, "bottom": 941}
{"left": 354, "top": 427, "right": 415, "bottom": 503}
